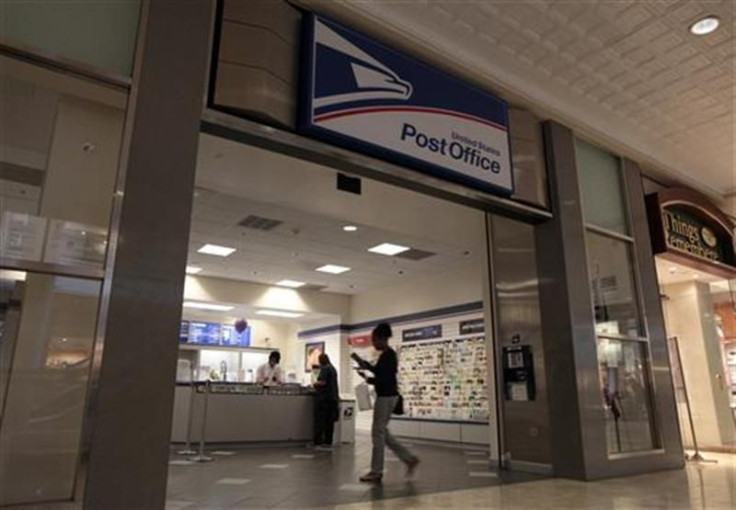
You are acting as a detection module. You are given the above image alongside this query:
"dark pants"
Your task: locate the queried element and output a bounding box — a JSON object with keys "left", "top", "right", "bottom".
{"left": 314, "top": 399, "right": 338, "bottom": 446}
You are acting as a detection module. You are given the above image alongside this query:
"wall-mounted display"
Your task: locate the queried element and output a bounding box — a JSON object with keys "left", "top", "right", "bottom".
{"left": 187, "top": 322, "right": 221, "bottom": 345}
{"left": 221, "top": 324, "right": 252, "bottom": 347}
{"left": 305, "top": 341, "right": 325, "bottom": 372}
{"left": 179, "top": 321, "right": 190, "bottom": 343}
{"left": 398, "top": 336, "right": 488, "bottom": 422}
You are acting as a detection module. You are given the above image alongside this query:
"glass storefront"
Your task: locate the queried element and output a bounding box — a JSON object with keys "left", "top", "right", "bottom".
{"left": 576, "top": 139, "right": 658, "bottom": 455}
{"left": 0, "top": 58, "right": 128, "bottom": 504}
{"left": 658, "top": 259, "right": 736, "bottom": 452}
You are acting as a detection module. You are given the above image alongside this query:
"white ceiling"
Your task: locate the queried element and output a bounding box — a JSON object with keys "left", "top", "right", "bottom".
{"left": 190, "top": 134, "right": 485, "bottom": 294}
{"left": 300, "top": 0, "right": 735, "bottom": 199}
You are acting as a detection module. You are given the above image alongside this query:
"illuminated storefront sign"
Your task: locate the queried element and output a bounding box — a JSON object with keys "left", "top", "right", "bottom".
{"left": 646, "top": 189, "right": 735, "bottom": 277}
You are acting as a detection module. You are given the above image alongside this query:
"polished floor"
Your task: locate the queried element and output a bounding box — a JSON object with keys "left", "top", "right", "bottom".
{"left": 166, "top": 433, "right": 537, "bottom": 509}
{"left": 166, "top": 436, "right": 735, "bottom": 510}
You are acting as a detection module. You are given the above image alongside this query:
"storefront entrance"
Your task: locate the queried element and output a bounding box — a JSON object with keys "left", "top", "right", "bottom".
{"left": 657, "top": 258, "right": 736, "bottom": 453}
{"left": 163, "top": 129, "right": 546, "bottom": 506}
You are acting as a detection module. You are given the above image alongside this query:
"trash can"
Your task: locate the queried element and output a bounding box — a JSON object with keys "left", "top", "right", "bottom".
{"left": 335, "top": 398, "right": 356, "bottom": 444}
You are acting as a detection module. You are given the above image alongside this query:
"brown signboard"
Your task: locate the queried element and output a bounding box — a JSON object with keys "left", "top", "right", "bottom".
{"left": 646, "top": 189, "right": 736, "bottom": 278}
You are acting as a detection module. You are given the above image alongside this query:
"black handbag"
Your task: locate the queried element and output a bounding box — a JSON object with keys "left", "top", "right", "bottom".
{"left": 393, "top": 394, "right": 405, "bottom": 415}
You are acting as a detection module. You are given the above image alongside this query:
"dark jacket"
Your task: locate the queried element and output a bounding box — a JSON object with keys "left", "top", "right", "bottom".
{"left": 365, "top": 348, "right": 398, "bottom": 397}
{"left": 316, "top": 363, "right": 339, "bottom": 401}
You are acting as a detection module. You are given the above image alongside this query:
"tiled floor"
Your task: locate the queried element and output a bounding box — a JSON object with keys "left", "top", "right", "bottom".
{"left": 166, "top": 440, "right": 736, "bottom": 510}
{"left": 166, "top": 433, "right": 533, "bottom": 509}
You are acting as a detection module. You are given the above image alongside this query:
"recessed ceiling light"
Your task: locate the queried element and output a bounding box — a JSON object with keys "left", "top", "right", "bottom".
{"left": 369, "top": 243, "right": 410, "bottom": 256}
{"left": 343, "top": 225, "right": 358, "bottom": 232}
{"left": 690, "top": 16, "right": 719, "bottom": 35}
{"left": 183, "top": 301, "right": 234, "bottom": 311}
{"left": 256, "top": 309, "right": 304, "bottom": 318}
{"left": 186, "top": 265, "right": 202, "bottom": 275}
{"left": 198, "top": 244, "right": 236, "bottom": 257}
{"left": 316, "top": 264, "right": 351, "bottom": 274}
{"left": 669, "top": 267, "right": 677, "bottom": 274}
{"left": 276, "top": 279, "right": 306, "bottom": 288}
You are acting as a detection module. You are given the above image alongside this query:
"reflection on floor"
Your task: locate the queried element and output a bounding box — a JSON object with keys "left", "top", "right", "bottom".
{"left": 166, "top": 433, "right": 538, "bottom": 509}
{"left": 167, "top": 440, "right": 736, "bottom": 510}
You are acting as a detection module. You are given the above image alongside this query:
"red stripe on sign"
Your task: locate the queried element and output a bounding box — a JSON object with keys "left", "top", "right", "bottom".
{"left": 315, "top": 106, "right": 508, "bottom": 132}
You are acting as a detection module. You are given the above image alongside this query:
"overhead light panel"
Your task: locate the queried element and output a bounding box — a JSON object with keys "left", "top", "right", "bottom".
{"left": 186, "top": 265, "right": 202, "bottom": 274}
{"left": 198, "top": 244, "right": 236, "bottom": 257}
{"left": 343, "top": 225, "right": 358, "bottom": 232}
{"left": 183, "top": 301, "right": 234, "bottom": 312}
{"left": 256, "top": 309, "right": 304, "bottom": 318}
{"left": 316, "top": 264, "right": 351, "bottom": 274}
{"left": 368, "top": 243, "right": 410, "bottom": 256}
{"left": 276, "top": 279, "right": 306, "bottom": 288}
{"left": 690, "top": 16, "right": 719, "bottom": 35}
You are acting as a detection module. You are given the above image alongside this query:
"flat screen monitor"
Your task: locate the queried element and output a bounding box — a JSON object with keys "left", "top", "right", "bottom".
{"left": 179, "top": 320, "right": 189, "bottom": 343}
{"left": 221, "top": 325, "right": 251, "bottom": 347}
{"left": 188, "top": 321, "right": 221, "bottom": 345}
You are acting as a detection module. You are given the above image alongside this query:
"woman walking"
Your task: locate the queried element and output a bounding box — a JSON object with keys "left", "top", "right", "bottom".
{"left": 353, "top": 322, "right": 419, "bottom": 483}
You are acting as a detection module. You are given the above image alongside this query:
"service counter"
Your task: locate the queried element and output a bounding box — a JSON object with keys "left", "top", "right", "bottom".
{"left": 171, "top": 382, "right": 315, "bottom": 444}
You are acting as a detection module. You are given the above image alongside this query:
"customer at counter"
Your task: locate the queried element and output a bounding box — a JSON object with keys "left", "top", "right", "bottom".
{"left": 313, "top": 353, "right": 339, "bottom": 448}
{"left": 256, "top": 351, "right": 284, "bottom": 385}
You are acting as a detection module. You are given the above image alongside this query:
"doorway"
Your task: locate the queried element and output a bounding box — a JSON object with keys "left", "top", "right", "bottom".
{"left": 657, "top": 258, "right": 736, "bottom": 453}
{"left": 164, "top": 130, "right": 548, "bottom": 507}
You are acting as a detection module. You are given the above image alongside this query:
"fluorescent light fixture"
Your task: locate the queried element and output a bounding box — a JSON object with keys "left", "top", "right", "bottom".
{"left": 186, "top": 265, "right": 202, "bottom": 275}
{"left": 256, "top": 309, "right": 304, "bottom": 318}
{"left": 316, "top": 264, "right": 351, "bottom": 274}
{"left": 198, "top": 244, "right": 236, "bottom": 257}
{"left": 276, "top": 279, "right": 306, "bottom": 288}
{"left": 343, "top": 225, "right": 358, "bottom": 232}
{"left": 368, "top": 242, "right": 410, "bottom": 256}
{"left": 690, "top": 16, "right": 719, "bottom": 35}
{"left": 183, "top": 301, "right": 234, "bottom": 312}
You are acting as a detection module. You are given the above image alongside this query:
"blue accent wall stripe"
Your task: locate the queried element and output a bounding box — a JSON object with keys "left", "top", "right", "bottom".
{"left": 297, "top": 301, "right": 484, "bottom": 339}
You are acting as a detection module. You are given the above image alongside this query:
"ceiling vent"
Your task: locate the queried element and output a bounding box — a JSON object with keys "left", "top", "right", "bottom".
{"left": 395, "top": 248, "right": 436, "bottom": 261}
{"left": 238, "top": 215, "right": 283, "bottom": 231}
{"left": 302, "top": 283, "right": 328, "bottom": 292}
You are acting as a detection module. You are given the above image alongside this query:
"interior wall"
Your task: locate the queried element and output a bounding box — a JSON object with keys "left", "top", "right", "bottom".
{"left": 349, "top": 258, "right": 483, "bottom": 324}
{"left": 663, "top": 281, "right": 736, "bottom": 449}
{"left": 184, "top": 275, "right": 351, "bottom": 321}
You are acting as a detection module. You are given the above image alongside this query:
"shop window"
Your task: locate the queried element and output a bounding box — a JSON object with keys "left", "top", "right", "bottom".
{"left": 598, "top": 338, "right": 657, "bottom": 454}
{"left": 0, "top": 68, "right": 126, "bottom": 275}
{"left": 0, "top": 0, "right": 141, "bottom": 78}
{"left": 0, "top": 59, "right": 128, "bottom": 505}
{"left": 0, "top": 271, "right": 102, "bottom": 505}
{"left": 575, "top": 139, "right": 629, "bottom": 236}
{"left": 586, "top": 231, "right": 642, "bottom": 338}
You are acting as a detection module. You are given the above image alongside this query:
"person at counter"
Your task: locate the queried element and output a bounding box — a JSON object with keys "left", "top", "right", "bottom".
{"left": 313, "top": 353, "right": 339, "bottom": 448}
{"left": 256, "top": 351, "right": 283, "bottom": 385}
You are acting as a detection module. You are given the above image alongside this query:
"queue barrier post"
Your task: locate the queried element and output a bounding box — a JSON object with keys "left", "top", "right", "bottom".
{"left": 189, "top": 379, "right": 214, "bottom": 463}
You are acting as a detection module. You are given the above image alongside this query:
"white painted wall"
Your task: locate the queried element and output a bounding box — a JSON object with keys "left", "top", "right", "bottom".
{"left": 184, "top": 275, "right": 351, "bottom": 321}
{"left": 349, "top": 257, "right": 483, "bottom": 324}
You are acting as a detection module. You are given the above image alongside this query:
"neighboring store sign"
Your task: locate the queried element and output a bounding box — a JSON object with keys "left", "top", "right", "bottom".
{"left": 300, "top": 15, "right": 513, "bottom": 195}
{"left": 646, "top": 189, "right": 736, "bottom": 277}
{"left": 460, "top": 318, "right": 485, "bottom": 335}
{"left": 402, "top": 325, "right": 443, "bottom": 342}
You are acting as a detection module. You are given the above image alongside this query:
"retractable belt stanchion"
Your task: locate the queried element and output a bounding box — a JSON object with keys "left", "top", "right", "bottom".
{"left": 177, "top": 378, "right": 197, "bottom": 456}
{"left": 189, "top": 380, "right": 214, "bottom": 463}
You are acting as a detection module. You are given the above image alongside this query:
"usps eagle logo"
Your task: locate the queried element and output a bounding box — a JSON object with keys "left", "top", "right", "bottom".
{"left": 313, "top": 19, "right": 413, "bottom": 109}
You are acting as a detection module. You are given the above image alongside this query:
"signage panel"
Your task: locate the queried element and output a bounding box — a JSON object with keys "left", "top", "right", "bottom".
{"left": 402, "top": 325, "right": 443, "bottom": 342}
{"left": 646, "top": 189, "right": 736, "bottom": 278}
{"left": 300, "top": 15, "right": 513, "bottom": 195}
{"left": 460, "top": 318, "right": 485, "bottom": 335}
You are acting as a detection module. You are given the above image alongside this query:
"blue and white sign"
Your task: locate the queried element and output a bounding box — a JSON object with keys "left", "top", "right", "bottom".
{"left": 300, "top": 16, "right": 513, "bottom": 195}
